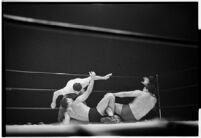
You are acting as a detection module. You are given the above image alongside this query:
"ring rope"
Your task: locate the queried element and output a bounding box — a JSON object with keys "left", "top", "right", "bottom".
{"left": 160, "top": 104, "right": 199, "bottom": 109}
{"left": 6, "top": 69, "right": 88, "bottom": 77}
{"left": 6, "top": 107, "right": 59, "bottom": 110}
{"left": 6, "top": 67, "right": 198, "bottom": 79}
{"left": 158, "top": 67, "right": 198, "bottom": 77}
{"left": 3, "top": 14, "right": 198, "bottom": 48}
{"left": 6, "top": 83, "right": 198, "bottom": 93}
{"left": 160, "top": 84, "right": 198, "bottom": 92}
{"left": 6, "top": 87, "right": 57, "bottom": 91}
{"left": 6, "top": 104, "right": 199, "bottom": 110}
{"left": 6, "top": 87, "right": 111, "bottom": 93}
{"left": 6, "top": 69, "right": 149, "bottom": 79}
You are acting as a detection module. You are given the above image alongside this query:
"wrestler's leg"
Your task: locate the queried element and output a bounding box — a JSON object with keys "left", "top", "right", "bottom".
{"left": 114, "top": 103, "right": 123, "bottom": 115}
{"left": 96, "top": 93, "right": 115, "bottom": 116}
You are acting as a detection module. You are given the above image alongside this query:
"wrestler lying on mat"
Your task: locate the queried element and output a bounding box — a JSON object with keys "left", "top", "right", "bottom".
{"left": 60, "top": 71, "right": 117, "bottom": 124}
{"left": 50, "top": 71, "right": 112, "bottom": 121}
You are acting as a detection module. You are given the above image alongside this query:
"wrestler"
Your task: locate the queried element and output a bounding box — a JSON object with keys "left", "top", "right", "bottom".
{"left": 106, "top": 76, "right": 157, "bottom": 122}
{"left": 50, "top": 71, "right": 112, "bottom": 121}
{"left": 50, "top": 72, "right": 112, "bottom": 109}
{"left": 61, "top": 72, "right": 115, "bottom": 124}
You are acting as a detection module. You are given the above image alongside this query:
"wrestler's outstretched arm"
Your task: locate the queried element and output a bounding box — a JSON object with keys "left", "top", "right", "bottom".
{"left": 94, "top": 73, "right": 112, "bottom": 80}
{"left": 77, "top": 73, "right": 112, "bottom": 89}
{"left": 76, "top": 72, "right": 95, "bottom": 102}
{"left": 113, "top": 90, "right": 144, "bottom": 98}
{"left": 50, "top": 89, "right": 63, "bottom": 109}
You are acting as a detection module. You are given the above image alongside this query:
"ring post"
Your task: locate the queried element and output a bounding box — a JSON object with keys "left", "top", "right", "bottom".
{"left": 156, "top": 74, "right": 162, "bottom": 119}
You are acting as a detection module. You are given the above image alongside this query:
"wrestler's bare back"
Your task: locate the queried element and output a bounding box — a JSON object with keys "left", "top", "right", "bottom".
{"left": 67, "top": 100, "right": 90, "bottom": 122}
{"left": 129, "top": 92, "right": 157, "bottom": 120}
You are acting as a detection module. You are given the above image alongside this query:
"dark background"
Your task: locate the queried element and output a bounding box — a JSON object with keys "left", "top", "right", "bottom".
{"left": 3, "top": 3, "right": 199, "bottom": 124}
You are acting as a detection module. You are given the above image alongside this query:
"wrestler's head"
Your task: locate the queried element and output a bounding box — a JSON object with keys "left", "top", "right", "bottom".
{"left": 142, "top": 76, "right": 156, "bottom": 96}
{"left": 73, "top": 83, "right": 82, "bottom": 92}
{"left": 61, "top": 97, "right": 73, "bottom": 108}
{"left": 141, "top": 77, "right": 150, "bottom": 86}
{"left": 148, "top": 76, "right": 155, "bottom": 84}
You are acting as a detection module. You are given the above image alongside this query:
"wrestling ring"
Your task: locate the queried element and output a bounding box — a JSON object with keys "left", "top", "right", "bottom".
{"left": 4, "top": 68, "right": 199, "bottom": 136}
{"left": 3, "top": 14, "right": 199, "bottom": 136}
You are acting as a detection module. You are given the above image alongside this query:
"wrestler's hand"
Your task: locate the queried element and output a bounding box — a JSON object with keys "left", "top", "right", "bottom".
{"left": 104, "top": 73, "right": 112, "bottom": 80}
{"left": 50, "top": 102, "right": 56, "bottom": 109}
{"left": 89, "top": 71, "right": 96, "bottom": 79}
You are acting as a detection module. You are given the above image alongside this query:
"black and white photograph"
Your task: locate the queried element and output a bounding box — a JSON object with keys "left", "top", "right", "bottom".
{"left": 2, "top": 1, "right": 199, "bottom": 136}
